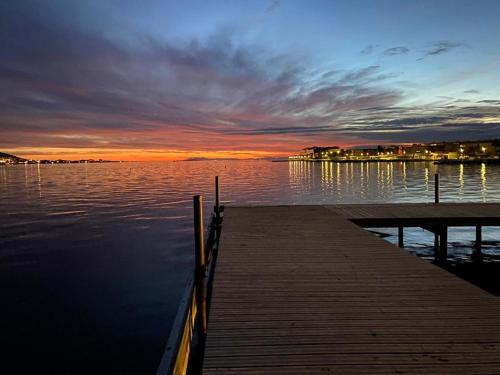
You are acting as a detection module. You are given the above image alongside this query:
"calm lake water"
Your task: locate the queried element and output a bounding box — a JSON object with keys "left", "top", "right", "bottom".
{"left": 1, "top": 160, "right": 500, "bottom": 374}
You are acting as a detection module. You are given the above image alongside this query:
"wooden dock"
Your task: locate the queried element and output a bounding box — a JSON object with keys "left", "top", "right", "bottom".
{"left": 202, "top": 204, "right": 500, "bottom": 374}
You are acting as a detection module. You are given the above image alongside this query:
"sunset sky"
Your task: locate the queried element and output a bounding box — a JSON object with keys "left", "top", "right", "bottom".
{"left": 1, "top": 0, "right": 500, "bottom": 160}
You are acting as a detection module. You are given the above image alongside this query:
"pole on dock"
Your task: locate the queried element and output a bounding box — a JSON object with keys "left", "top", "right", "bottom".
{"left": 434, "top": 173, "right": 439, "bottom": 204}
{"left": 215, "top": 176, "right": 220, "bottom": 224}
{"left": 398, "top": 227, "right": 404, "bottom": 248}
{"left": 193, "top": 195, "right": 207, "bottom": 335}
{"left": 433, "top": 173, "right": 440, "bottom": 250}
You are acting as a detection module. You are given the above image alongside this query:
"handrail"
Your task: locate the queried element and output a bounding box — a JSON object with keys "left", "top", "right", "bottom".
{"left": 156, "top": 177, "right": 222, "bottom": 375}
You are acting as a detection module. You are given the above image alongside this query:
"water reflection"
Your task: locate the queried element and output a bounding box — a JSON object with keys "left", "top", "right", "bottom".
{"left": 459, "top": 164, "right": 464, "bottom": 197}
{"left": 481, "top": 163, "right": 487, "bottom": 200}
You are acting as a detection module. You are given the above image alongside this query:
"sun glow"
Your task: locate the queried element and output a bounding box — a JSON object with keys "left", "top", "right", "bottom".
{"left": 4, "top": 147, "right": 285, "bottom": 161}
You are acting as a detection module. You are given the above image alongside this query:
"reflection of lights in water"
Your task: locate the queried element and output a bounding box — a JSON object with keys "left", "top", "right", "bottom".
{"left": 304, "top": 161, "right": 312, "bottom": 191}
{"left": 336, "top": 163, "right": 340, "bottom": 197}
{"left": 329, "top": 162, "right": 333, "bottom": 191}
{"left": 288, "top": 160, "right": 295, "bottom": 188}
{"left": 85, "top": 162, "right": 89, "bottom": 188}
{"left": 288, "top": 161, "right": 315, "bottom": 194}
{"left": 360, "top": 162, "right": 365, "bottom": 198}
{"left": 387, "top": 162, "right": 393, "bottom": 189}
{"left": 24, "top": 162, "right": 29, "bottom": 188}
{"left": 424, "top": 167, "right": 429, "bottom": 191}
{"left": 402, "top": 162, "right": 407, "bottom": 191}
{"left": 481, "top": 163, "right": 487, "bottom": 200}
{"left": 377, "top": 162, "right": 381, "bottom": 192}
{"left": 0, "top": 165, "right": 6, "bottom": 185}
{"left": 459, "top": 164, "right": 464, "bottom": 197}
{"left": 37, "top": 163, "right": 43, "bottom": 198}
{"left": 321, "top": 161, "right": 326, "bottom": 190}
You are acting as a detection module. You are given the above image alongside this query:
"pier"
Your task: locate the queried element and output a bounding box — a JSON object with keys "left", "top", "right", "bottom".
{"left": 159, "top": 192, "right": 500, "bottom": 374}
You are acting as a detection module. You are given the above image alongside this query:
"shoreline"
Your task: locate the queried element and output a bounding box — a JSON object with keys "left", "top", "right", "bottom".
{"left": 287, "top": 158, "right": 500, "bottom": 164}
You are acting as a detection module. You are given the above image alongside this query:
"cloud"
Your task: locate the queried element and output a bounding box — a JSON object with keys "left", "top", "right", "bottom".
{"left": 0, "top": 1, "right": 409, "bottom": 155}
{"left": 477, "top": 99, "right": 500, "bottom": 104}
{"left": 360, "top": 45, "right": 377, "bottom": 55}
{"left": 1, "top": 1, "right": 499, "bottom": 157}
{"left": 417, "top": 41, "right": 464, "bottom": 60}
{"left": 464, "top": 89, "right": 480, "bottom": 94}
{"left": 383, "top": 46, "right": 409, "bottom": 56}
{"left": 332, "top": 103, "right": 500, "bottom": 143}
{"left": 266, "top": 0, "right": 280, "bottom": 14}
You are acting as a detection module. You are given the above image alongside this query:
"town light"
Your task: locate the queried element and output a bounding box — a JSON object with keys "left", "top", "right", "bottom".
{"left": 482, "top": 147, "right": 486, "bottom": 153}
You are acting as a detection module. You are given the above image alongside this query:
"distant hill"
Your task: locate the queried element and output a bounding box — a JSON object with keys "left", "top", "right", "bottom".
{"left": 0, "top": 152, "right": 27, "bottom": 163}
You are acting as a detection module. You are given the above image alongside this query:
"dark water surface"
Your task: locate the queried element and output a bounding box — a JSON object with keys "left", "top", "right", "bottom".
{"left": 1, "top": 160, "right": 499, "bottom": 374}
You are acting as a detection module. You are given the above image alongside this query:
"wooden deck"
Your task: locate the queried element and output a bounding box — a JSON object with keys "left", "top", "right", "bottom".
{"left": 327, "top": 203, "right": 500, "bottom": 227}
{"left": 202, "top": 205, "right": 500, "bottom": 374}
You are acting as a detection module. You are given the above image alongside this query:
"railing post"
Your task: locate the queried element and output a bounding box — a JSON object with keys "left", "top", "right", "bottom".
{"left": 434, "top": 173, "right": 439, "bottom": 203}
{"left": 215, "top": 176, "right": 220, "bottom": 224}
{"left": 193, "top": 195, "right": 207, "bottom": 335}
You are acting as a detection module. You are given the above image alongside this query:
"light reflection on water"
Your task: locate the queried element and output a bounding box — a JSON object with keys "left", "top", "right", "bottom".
{"left": 1, "top": 160, "right": 500, "bottom": 374}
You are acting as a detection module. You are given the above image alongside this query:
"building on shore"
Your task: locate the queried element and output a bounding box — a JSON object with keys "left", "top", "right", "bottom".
{"left": 289, "top": 140, "right": 500, "bottom": 161}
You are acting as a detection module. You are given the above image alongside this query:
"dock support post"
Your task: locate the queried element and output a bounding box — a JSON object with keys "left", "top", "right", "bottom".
{"left": 398, "top": 227, "right": 404, "bottom": 248}
{"left": 434, "top": 173, "right": 439, "bottom": 204}
{"left": 473, "top": 225, "right": 483, "bottom": 261}
{"left": 193, "top": 195, "right": 207, "bottom": 335}
{"left": 434, "top": 232, "right": 439, "bottom": 254}
{"left": 438, "top": 226, "right": 448, "bottom": 262}
{"left": 475, "top": 225, "right": 482, "bottom": 251}
{"left": 215, "top": 176, "right": 220, "bottom": 224}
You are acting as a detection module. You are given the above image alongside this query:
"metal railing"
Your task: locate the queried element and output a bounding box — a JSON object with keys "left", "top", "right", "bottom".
{"left": 156, "top": 177, "right": 222, "bottom": 375}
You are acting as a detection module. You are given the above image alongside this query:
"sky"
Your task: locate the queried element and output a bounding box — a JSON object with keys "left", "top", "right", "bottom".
{"left": 1, "top": 0, "right": 500, "bottom": 160}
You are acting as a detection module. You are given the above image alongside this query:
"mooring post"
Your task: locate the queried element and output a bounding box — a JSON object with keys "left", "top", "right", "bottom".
{"left": 434, "top": 173, "right": 440, "bottom": 252}
{"left": 434, "top": 173, "right": 439, "bottom": 204}
{"left": 215, "top": 176, "right": 220, "bottom": 224}
{"left": 398, "top": 226, "right": 404, "bottom": 248}
{"left": 193, "top": 195, "right": 207, "bottom": 335}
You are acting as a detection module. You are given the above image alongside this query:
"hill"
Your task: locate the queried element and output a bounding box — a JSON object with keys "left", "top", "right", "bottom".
{"left": 0, "top": 152, "right": 27, "bottom": 163}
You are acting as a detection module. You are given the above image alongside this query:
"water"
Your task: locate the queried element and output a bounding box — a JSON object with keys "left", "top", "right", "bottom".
{"left": 1, "top": 160, "right": 499, "bottom": 374}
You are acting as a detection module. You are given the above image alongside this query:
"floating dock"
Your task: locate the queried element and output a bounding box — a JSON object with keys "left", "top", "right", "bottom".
{"left": 202, "top": 204, "right": 500, "bottom": 374}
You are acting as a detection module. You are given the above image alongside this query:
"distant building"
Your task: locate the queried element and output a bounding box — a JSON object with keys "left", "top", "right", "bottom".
{"left": 290, "top": 139, "right": 500, "bottom": 161}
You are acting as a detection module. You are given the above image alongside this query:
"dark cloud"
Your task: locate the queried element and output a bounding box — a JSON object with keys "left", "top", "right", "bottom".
{"left": 383, "top": 46, "right": 409, "bottom": 56}
{"left": 266, "top": 0, "right": 280, "bottom": 14}
{"left": 464, "top": 89, "right": 480, "bottom": 94}
{"left": 0, "top": 0, "right": 407, "bottom": 152}
{"left": 417, "top": 41, "right": 464, "bottom": 60}
{"left": 477, "top": 100, "right": 500, "bottom": 104}
{"left": 360, "top": 45, "right": 377, "bottom": 55}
